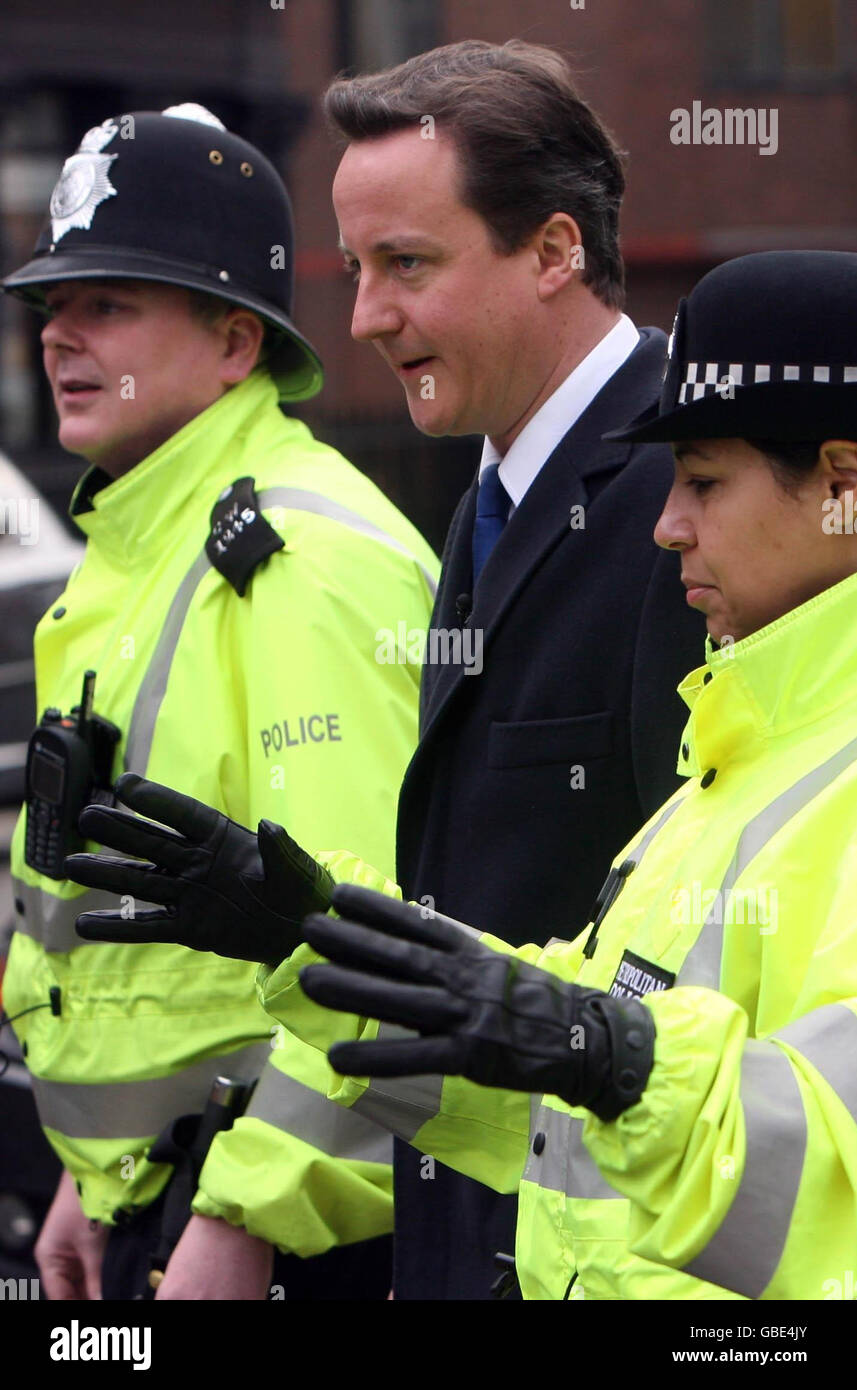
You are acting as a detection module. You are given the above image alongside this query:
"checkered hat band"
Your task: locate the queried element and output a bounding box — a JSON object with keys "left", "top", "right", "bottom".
{"left": 677, "top": 362, "right": 857, "bottom": 404}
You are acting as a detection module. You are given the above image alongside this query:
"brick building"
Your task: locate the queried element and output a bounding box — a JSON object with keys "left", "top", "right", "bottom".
{"left": 1, "top": 0, "right": 853, "bottom": 546}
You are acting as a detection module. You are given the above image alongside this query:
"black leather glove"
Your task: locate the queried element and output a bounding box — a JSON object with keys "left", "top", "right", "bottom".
{"left": 301, "top": 885, "right": 655, "bottom": 1120}
{"left": 65, "top": 771, "right": 334, "bottom": 967}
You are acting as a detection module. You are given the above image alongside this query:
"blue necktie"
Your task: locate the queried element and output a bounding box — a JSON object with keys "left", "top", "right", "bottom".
{"left": 472, "top": 463, "right": 509, "bottom": 587}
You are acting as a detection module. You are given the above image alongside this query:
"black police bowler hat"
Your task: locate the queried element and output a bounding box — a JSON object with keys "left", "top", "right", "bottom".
{"left": 2, "top": 105, "right": 323, "bottom": 403}
{"left": 608, "top": 251, "right": 857, "bottom": 443}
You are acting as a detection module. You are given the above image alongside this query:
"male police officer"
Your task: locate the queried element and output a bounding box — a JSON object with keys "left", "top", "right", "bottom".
{"left": 67, "top": 44, "right": 706, "bottom": 1299}
{"left": 2, "top": 103, "right": 438, "bottom": 1299}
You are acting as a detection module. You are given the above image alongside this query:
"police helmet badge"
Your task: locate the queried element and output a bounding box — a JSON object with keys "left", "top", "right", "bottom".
{"left": 659, "top": 297, "right": 687, "bottom": 414}
{"left": 161, "top": 103, "right": 226, "bottom": 130}
{"left": 49, "top": 119, "right": 119, "bottom": 243}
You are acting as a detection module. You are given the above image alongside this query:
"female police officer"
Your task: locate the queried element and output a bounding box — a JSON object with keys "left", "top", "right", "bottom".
{"left": 288, "top": 248, "right": 857, "bottom": 1301}
{"left": 69, "top": 249, "right": 857, "bottom": 1299}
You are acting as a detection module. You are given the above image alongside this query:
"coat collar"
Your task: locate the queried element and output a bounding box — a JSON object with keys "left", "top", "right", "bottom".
{"left": 678, "top": 568, "right": 857, "bottom": 777}
{"left": 69, "top": 370, "right": 282, "bottom": 563}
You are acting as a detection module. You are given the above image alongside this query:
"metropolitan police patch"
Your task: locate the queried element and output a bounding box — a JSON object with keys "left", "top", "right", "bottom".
{"left": 50, "top": 119, "right": 118, "bottom": 243}
{"left": 609, "top": 948, "right": 675, "bottom": 1001}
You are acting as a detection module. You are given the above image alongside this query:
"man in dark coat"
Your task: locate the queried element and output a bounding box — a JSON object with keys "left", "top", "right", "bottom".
{"left": 322, "top": 39, "right": 705, "bottom": 1298}
{"left": 68, "top": 39, "right": 707, "bottom": 1299}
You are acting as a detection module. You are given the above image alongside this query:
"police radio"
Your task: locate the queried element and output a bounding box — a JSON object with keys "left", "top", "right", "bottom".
{"left": 24, "top": 669, "right": 121, "bottom": 879}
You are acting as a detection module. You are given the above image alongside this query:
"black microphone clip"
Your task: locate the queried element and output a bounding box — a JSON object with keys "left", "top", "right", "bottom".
{"left": 455, "top": 592, "right": 472, "bottom": 623}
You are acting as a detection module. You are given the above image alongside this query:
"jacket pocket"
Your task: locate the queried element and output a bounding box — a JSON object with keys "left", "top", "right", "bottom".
{"left": 487, "top": 712, "right": 613, "bottom": 769}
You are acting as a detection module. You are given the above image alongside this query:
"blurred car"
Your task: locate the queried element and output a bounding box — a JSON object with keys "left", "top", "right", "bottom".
{"left": 0, "top": 450, "right": 83, "bottom": 806}
{"left": 0, "top": 1030, "right": 61, "bottom": 1287}
{"left": 0, "top": 451, "right": 78, "bottom": 1282}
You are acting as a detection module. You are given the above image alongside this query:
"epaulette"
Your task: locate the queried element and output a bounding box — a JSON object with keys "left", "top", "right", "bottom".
{"left": 206, "top": 476, "right": 284, "bottom": 597}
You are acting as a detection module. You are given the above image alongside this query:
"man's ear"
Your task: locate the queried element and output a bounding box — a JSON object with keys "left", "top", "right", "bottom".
{"left": 534, "top": 213, "right": 584, "bottom": 302}
{"left": 219, "top": 309, "right": 266, "bottom": 384}
{"left": 819, "top": 440, "right": 857, "bottom": 498}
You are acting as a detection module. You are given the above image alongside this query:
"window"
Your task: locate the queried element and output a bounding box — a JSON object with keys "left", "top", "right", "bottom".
{"left": 337, "top": 0, "right": 441, "bottom": 74}
{"left": 708, "top": 0, "right": 846, "bottom": 84}
{"left": 0, "top": 92, "right": 66, "bottom": 451}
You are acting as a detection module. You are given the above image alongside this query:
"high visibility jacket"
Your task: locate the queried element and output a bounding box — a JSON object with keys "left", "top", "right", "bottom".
{"left": 262, "top": 566, "right": 857, "bottom": 1296}
{"left": 6, "top": 369, "right": 439, "bottom": 1250}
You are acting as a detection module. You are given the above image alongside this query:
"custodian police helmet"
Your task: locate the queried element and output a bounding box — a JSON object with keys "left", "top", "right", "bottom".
{"left": 2, "top": 103, "right": 323, "bottom": 402}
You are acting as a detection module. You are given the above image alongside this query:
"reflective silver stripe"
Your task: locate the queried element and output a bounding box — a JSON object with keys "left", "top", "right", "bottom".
{"left": 523, "top": 1102, "right": 619, "bottom": 1200}
{"left": 1, "top": 1061, "right": 31, "bottom": 1091}
{"left": 584, "top": 799, "right": 685, "bottom": 950}
{"left": 0, "top": 659, "right": 34, "bottom": 689}
{"left": 341, "top": 908, "right": 481, "bottom": 1136}
{"left": 578, "top": 796, "right": 683, "bottom": 940}
{"left": 30, "top": 1042, "right": 270, "bottom": 1140}
{"left": 0, "top": 741, "right": 27, "bottom": 771}
{"left": 683, "top": 1040, "right": 806, "bottom": 1298}
{"left": 630, "top": 798, "right": 684, "bottom": 863}
{"left": 566, "top": 1117, "right": 620, "bottom": 1200}
{"left": 679, "top": 733, "right": 857, "bottom": 990}
{"left": 123, "top": 489, "right": 437, "bottom": 776}
{"left": 258, "top": 487, "right": 438, "bottom": 598}
{"left": 350, "top": 1024, "right": 444, "bottom": 1143}
{"left": 246, "top": 1063, "right": 392, "bottom": 1164}
{"left": 776, "top": 1004, "right": 857, "bottom": 1124}
{"left": 11, "top": 877, "right": 160, "bottom": 955}
{"left": 123, "top": 551, "right": 210, "bottom": 774}
{"left": 344, "top": 919, "right": 517, "bottom": 1140}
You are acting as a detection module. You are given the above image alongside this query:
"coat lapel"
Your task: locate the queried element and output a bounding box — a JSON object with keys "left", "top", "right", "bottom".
{"left": 419, "top": 482, "right": 478, "bottom": 725}
{"left": 419, "top": 328, "right": 668, "bottom": 740}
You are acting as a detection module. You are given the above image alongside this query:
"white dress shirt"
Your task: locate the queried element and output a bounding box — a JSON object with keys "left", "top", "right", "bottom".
{"left": 479, "top": 314, "right": 640, "bottom": 511}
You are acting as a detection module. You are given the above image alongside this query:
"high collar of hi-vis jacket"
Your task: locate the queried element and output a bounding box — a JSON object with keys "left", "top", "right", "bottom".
{"left": 675, "top": 567, "right": 857, "bottom": 779}
{"left": 68, "top": 369, "right": 287, "bottom": 562}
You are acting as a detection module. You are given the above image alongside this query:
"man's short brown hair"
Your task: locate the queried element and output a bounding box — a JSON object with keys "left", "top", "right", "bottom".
{"left": 324, "top": 39, "right": 626, "bottom": 309}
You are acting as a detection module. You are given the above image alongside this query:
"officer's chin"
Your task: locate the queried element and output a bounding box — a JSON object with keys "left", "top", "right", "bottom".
{"left": 57, "top": 418, "right": 96, "bottom": 454}
{"left": 57, "top": 417, "right": 118, "bottom": 472}
{"left": 58, "top": 416, "right": 99, "bottom": 449}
